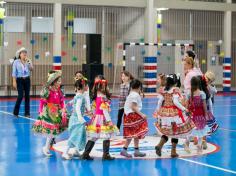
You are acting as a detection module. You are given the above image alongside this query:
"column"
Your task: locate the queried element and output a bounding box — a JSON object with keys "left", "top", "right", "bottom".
{"left": 144, "top": 0, "right": 157, "bottom": 93}
{"left": 53, "top": 3, "right": 62, "bottom": 71}
{"left": 223, "top": 0, "right": 232, "bottom": 92}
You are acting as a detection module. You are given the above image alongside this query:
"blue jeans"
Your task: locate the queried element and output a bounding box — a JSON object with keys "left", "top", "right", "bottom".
{"left": 13, "top": 77, "right": 30, "bottom": 116}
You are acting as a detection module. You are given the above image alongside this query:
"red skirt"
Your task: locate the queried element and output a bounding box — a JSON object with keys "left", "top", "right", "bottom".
{"left": 123, "top": 113, "right": 148, "bottom": 139}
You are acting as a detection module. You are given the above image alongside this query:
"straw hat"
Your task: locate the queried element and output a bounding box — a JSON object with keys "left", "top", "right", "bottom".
{"left": 16, "top": 47, "right": 27, "bottom": 59}
{"left": 46, "top": 71, "right": 62, "bottom": 86}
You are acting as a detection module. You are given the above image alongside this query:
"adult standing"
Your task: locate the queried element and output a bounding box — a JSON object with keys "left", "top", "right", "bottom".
{"left": 183, "top": 56, "right": 202, "bottom": 94}
{"left": 184, "top": 50, "right": 202, "bottom": 76}
{"left": 12, "top": 47, "right": 33, "bottom": 117}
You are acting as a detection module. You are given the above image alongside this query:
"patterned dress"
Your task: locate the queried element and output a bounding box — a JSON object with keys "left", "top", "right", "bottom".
{"left": 86, "top": 94, "right": 119, "bottom": 139}
{"left": 67, "top": 93, "right": 86, "bottom": 151}
{"left": 154, "top": 87, "right": 195, "bottom": 138}
{"left": 32, "top": 87, "right": 67, "bottom": 136}
{"left": 123, "top": 91, "right": 148, "bottom": 139}
{"left": 188, "top": 91, "right": 210, "bottom": 137}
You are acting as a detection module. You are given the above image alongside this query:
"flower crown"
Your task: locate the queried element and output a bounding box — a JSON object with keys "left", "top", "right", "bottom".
{"left": 74, "top": 77, "right": 88, "bottom": 86}
{"left": 94, "top": 79, "right": 108, "bottom": 86}
{"left": 74, "top": 76, "right": 88, "bottom": 82}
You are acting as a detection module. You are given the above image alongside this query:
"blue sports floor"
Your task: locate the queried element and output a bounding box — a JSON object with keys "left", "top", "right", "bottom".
{"left": 0, "top": 95, "right": 236, "bottom": 176}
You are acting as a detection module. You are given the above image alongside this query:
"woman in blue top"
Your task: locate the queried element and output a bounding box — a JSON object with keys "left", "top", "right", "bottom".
{"left": 12, "top": 47, "right": 33, "bottom": 117}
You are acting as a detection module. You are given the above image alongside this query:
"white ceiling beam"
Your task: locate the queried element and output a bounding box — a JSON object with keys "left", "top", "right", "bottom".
{"left": 154, "top": 0, "right": 236, "bottom": 12}
{"left": 5, "top": 0, "right": 147, "bottom": 7}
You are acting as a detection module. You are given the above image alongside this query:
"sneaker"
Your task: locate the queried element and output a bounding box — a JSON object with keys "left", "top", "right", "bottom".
{"left": 120, "top": 150, "right": 132, "bottom": 158}
{"left": 25, "top": 114, "right": 30, "bottom": 118}
{"left": 42, "top": 147, "right": 52, "bottom": 157}
{"left": 62, "top": 153, "right": 72, "bottom": 160}
{"left": 184, "top": 142, "right": 191, "bottom": 154}
{"left": 134, "top": 151, "right": 146, "bottom": 157}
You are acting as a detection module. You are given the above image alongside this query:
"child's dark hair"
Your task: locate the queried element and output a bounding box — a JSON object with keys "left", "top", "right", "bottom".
{"left": 92, "top": 79, "right": 111, "bottom": 100}
{"left": 130, "top": 79, "right": 144, "bottom": 97}
{"left": 175, "top": 74, "right": 181, "bottom": 88}
{"left": 197, "top": 75, "right": 210, "bottom": 101}
{"left": 95, "top": 74, "right": 105, "bottom": 80}
{"left": 165, "top": 74, "right": 181, "bottom": 91}
{"left": 186, "top": 50, "right": 195, "bottom": 60}
{"left": 190, "top": 76, "right": 200, "bottom": 99}
{"left": 121, "top": 71, "right": 134, "bottom": 83}
{"left": 130, "top": 79, "right": 142, "bottom": 89}
{"left": 74, "top": 79, "right": 87, "bottom": 91}
{"left": 74, "top": 70, "right": 84, "bottom": 76}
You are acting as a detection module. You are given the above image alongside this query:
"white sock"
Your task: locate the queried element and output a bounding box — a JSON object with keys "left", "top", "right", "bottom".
{"left": 45, "top": 137, "right": 52, "bottom": 150}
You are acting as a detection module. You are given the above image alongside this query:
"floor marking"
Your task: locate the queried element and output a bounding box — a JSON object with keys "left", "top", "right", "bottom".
{"left": 0, "top": 110, "right": 36, "bottom": 121}
{"left": 219, "top": 128, "right": 236, "bottom": 132}
{"left": 179, "top": 158, "right": 236, "bottom": 174}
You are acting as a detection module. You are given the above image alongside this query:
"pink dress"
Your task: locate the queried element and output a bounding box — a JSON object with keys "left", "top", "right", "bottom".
{"left": 86, "top": 94, "right": 118, "bottom": 139}
{"left": 32, "top": 87, "right": 67, "bottom": 136}
{"left": 188, "top": 91, "right": 210, "bottom": 137}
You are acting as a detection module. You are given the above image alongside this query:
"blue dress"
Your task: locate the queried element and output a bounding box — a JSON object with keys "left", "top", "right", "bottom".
{"left": 68, "top": 93, "right": 86, "bottom": 151}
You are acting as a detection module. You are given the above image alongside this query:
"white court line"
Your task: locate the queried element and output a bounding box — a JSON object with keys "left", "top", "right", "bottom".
{"left": 219, "top": 128, "right": 236, "bottom": 132}
{"left": 179, "top": 158, "right": 236, "bottom": 175}
{"left": 0, "top": 110, "right": 36, "bottom": 121}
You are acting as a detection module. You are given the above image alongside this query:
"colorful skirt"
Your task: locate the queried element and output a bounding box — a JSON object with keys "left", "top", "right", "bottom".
{"left": 32, "top": 103, "right": 67, "bottom": 136}
{"left": 86, "top": 114, "right": 119, "bottom": 139}
{"left": 68, "top": 115, "right": 86, "bottom": 151}
{"left": 123, "top": 113, "right": 148, "bottom": 139}
{"left": 206, "top": 112, "right": 219, "bottom": 135}
{"left": 155, "top": 106, "right": 195, "bottom": 138}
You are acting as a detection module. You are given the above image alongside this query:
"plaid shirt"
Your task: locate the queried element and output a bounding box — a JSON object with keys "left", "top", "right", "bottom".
{"left": 119, "top": 83, "right": 130, "bottom": 109}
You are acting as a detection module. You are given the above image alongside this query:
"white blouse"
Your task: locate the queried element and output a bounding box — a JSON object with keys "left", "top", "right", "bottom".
{"left": 124, "top": 91, "right": 142, "bottom": 115}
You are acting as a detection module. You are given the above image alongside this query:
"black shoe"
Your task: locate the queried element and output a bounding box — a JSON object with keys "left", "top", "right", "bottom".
{"left": 102, "top": 140, "right": 115, "bottom": 160}
{"left": 81, "top": 153, "right": 94, "bottom": 160}
{"left": 25, "top": 114, "right": 30, "bottom": 118}
{"left": 155, "top": 146, "right": 162, "bottom": 156}
{"left": 102, "top": 153, "right": 115, "bottom": 160}
{"left": 81, "top": 140, "right": 95, "bottom": 160}
{"left": 13, "top": 113, "right": 19, "bottom": 118}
